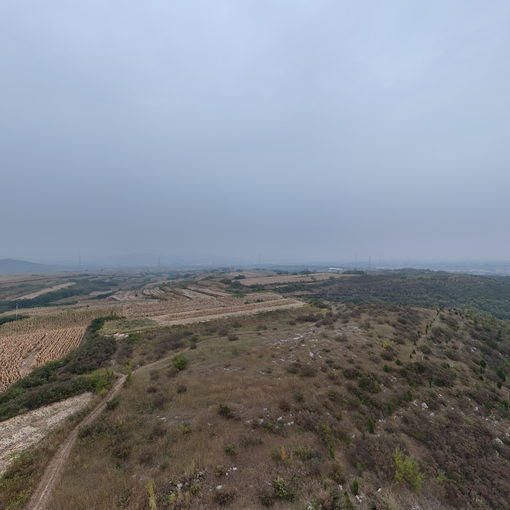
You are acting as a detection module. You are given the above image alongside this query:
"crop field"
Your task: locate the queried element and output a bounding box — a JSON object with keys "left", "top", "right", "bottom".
{"left": 0, "top": 327, "right": 86, "bottom": 391}
{"left": 43, "top": 302, "right": 510, "bottom": 510}
{"left": 0, "top": 307, "right": 120, "bottom": 391}
{"left": 1, "top": 269, "right": 510, "bottom": 510}
{"left": 120, "top": 286, "right": 303, "bottom": 328}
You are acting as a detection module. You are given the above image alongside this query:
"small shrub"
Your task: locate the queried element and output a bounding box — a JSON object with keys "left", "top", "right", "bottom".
{"left": 271, "top": 446, "right": 287, "bottom": 462}
{"left": 295, "top": 445, "right": 316, "bottom": 461}
{"left": 293, "top": 390, "right": 305, "bottom": 403}
{"left": 358, "top": 373, "right": 381, "bottom": 393}
{"left": 272, "top": 477, "right": 295, "bottom": 501}
{"left": 330, "top": 462, "right": 346, "bottom": 484}
{"left": 147, "top": 479, "right": 157, "bottom": 510}
{"left": 393, "top": 447, "right": 423, "bottom": 492}
{"left": 178, "top": 423, "right": 192, "bottom": 434}
{"left": 224, "top": 444, "right": 237, "bottom": 456}
{"left": 227, "top": 334, "right": 239, "bottom": 341}
{"left": 215, "top": 465, "right": 227, "bottom": 477}
{"left": 218, "top": 404, "right": 235, "bottom": 419}
{"left": 78, "top": 423, "right": 95, "bottom": 439}
{"left": 213, "top": 487, "right": 237, "bottom": 506}
{"left": 350, "top": 479, "right": 359, "bottom": 495}
{"left": 172, "top": 354, "right": 189, "bottom": 371}
{"left": 176, "top": 384, "right": 187, "bottom": 394}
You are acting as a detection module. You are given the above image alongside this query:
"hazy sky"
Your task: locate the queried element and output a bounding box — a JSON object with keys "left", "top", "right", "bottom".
{"left": 1, "top": 1, "right": 510, "bottom": 265}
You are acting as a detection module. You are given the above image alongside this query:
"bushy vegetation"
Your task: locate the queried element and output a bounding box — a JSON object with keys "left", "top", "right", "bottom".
{"left": 281, "top": 271, "right": 510, "bottom": 319}
{"left": 171, "top": 354, "right": 189, "bottom": 371}
{"left": 393, "top": 447, "right": 423, "bottom": 492}
{"left": 4, "top": 272, "right": 510, "bottom": 509}
{"left": 0, "top": 314, "right": 28, "bottom": 326}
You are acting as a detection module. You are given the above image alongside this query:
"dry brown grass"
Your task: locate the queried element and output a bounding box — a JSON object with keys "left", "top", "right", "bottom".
{"left": 239, "top": 272, "right": 356, "bottom": 286}
{"left": 7, "top": 298, "right": 510, "bottom": 509}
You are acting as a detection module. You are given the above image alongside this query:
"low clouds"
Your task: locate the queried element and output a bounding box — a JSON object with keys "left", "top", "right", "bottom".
{"left": 1, "top": 1, "right": 509, "bottom": 264}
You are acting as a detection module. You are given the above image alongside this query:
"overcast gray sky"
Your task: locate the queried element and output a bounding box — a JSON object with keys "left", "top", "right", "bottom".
{"left": 1, "top": 1, "right": 509, "bottom": 265}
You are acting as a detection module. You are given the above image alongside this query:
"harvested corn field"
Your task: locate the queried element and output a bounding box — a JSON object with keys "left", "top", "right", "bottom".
{"left": 0, "top": 307, "right": 120, "bottom": 391}
{"left": 122, "top": 287, "right": 271, "bottom": 316}
{"left": 122, "top": 286, "right": 302, "bottom": 321}
{"left": 151, "top": 299, "right": 304, "bottom": 326}
{"left": 0, "top": 326, "right": 86, "bottom": 390}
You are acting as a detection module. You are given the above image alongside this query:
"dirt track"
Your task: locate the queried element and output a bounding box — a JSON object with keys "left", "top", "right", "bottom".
{"left": 23, "top": 298, "right": 303, "bottom": 509}
{"left": 24, "top": 346, "right": 190, "bottom": 510}
{"left": 25, "top": 374, "right": 126, "bottom": 510}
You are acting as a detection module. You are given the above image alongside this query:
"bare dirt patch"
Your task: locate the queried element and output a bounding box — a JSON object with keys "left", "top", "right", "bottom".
{"left": 0, "top": 393, "right": 93, "bottom": 476}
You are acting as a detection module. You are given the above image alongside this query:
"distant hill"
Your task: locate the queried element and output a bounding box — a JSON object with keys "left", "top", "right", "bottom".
{"left": 0, "top": 259, "right": 54, "bottom": 274}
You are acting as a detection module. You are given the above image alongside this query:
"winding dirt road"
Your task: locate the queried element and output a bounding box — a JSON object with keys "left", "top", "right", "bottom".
{"left": 25, "top": 374, "right": 126, "bottom": 510}
{"left": 24, "top": 346, "right": 190, "bottom": 510}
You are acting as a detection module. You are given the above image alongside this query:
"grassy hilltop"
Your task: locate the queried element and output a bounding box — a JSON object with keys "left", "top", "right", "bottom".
{"left": 0, "top": 270, "right": 509, "bottom": 509}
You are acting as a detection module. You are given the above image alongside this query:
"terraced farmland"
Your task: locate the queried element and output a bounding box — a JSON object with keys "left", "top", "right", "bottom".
{"left": 0, "top": 327, "right": 86, "bottom": 391}
{"left": 0, "top": 307, "right": 120, "bottom": 391}
{"left": 121, "top": 286, "right": 303, "bottom": 327}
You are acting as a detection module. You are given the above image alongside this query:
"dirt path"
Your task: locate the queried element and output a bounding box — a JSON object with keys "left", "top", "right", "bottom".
{"left": 25, "top": 374, "right": 126, "bottom": 510}
{"left": 25, "top": 297, "right": 299, "bottom": 509}
{"left": 25, "top": 345, "right": 189, "bottom": 510}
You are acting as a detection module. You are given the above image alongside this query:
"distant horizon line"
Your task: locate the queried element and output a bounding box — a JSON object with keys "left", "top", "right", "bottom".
{"left": 2, "top": 256, "right": 510, "bottom": 270}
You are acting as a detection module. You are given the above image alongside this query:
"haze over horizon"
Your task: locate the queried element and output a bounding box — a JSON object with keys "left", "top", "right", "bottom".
{"left": 2, "top": 1, "right": 510, "bottom": 265}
